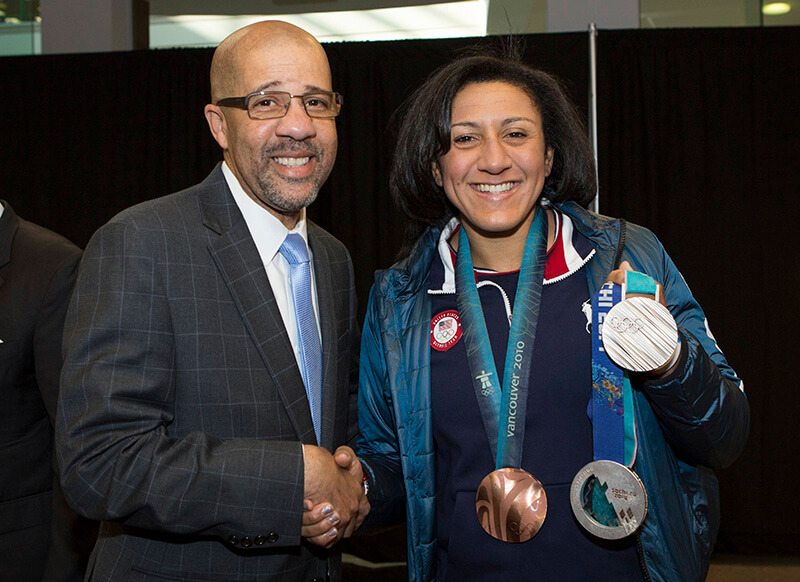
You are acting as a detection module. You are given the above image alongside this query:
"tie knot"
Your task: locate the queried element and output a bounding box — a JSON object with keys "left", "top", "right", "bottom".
{"left": 279, "top": 233, "right": 310, "bottom": 265}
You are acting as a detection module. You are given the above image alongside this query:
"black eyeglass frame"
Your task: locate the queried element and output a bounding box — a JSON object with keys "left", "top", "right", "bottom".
{"left": 215, "top": 90, "right": 343, "bottom": 120}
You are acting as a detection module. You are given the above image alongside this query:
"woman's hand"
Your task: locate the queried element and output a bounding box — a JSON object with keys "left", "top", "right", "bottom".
{"left": 606, "top": 261, "right": 667, "bottom": 308}
{"left": 302, "top": 499, "right": 341, "bottom": 548}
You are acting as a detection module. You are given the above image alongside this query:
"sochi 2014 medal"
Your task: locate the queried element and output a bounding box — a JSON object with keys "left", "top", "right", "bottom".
{"left": 602, "top": 296, "right": 679, "bottom": 373}
{"left": 570, "top": 460, "right": 647, "bottom": 540}
{"left": 476, "top": 468, "right": 547, "bottom": 543}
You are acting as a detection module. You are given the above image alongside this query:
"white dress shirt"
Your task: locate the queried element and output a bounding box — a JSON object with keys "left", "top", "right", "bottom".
{"left": 222, "top": 162, "right": 322, "bottom": 365}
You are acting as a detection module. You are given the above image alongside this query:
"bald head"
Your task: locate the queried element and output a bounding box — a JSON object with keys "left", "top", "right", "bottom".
{"left": 209, "top": 20, "right": 330, "bottom": 103}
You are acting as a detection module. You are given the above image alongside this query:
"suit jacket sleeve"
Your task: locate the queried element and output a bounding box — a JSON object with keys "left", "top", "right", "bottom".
{"left": 345, "top": 256, "right": 360, "bottom": 449}
{"left": 57, "top": 218, "right": 307, "bottom": 548}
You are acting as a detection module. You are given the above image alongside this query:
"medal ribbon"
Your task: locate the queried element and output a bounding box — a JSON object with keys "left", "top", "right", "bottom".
{"left": 455, "top": 207, "right": 548, "bottom": 470}
{"left": 591, "top": 273, "right": 657, "bottom": 467}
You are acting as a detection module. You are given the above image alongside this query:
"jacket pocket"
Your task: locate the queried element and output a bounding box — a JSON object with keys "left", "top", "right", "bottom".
{"left": 0, "top": 489, "right": 52, "bottom": 534}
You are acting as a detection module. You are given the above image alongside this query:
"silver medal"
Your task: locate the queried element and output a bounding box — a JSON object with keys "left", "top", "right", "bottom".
{"left": 602, "top": 297, "right": 678, "bottom": 373}
{"left": 570, "top": 460, "right": 647, "bottom": 539}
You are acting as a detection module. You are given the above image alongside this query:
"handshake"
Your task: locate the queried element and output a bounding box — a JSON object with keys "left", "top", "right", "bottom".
{"left": 302, "top": 445, "right": 370, "bottom": 548}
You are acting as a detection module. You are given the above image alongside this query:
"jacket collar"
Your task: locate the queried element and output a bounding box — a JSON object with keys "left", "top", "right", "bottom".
{"left": 557, "top": 200, "right": 621, "bottom": 248}
{"left": 196, "top": 163, "right": 242, "bottom": 236}
{"left": 556, "top": 201, "right": 625, "bottom": 296}
{"left": 378, "top": 222, "right": 441, "bottom": 301}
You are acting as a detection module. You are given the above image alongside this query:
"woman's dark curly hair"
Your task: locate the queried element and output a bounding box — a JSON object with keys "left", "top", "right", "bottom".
{"left": 390, "top": 44, "right": 597, "bottom": 258}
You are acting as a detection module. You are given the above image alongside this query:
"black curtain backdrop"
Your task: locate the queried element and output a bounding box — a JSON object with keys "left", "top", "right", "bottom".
{"left": 596, "top": 27, "right": 800, "bottom": 555}
{"left": 1, "top": 27, "right": 797, "bottom": 558}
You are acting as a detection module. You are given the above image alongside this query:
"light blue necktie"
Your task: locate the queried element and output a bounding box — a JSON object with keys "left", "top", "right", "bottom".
{"left": 279, "top": 233, "right": 323, "bottom": 444}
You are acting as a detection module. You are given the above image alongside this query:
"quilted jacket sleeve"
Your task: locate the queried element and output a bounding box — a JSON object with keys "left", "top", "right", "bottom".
{"left": 356, "top": 286, "right": 408, "bottom": 529}
{"left": 628, "top": 229, "right": 749, "bottom": 470}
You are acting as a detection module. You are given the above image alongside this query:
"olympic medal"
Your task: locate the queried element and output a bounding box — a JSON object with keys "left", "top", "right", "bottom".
{"left": 602, "top": 297, "right": 679, "bottom": 373}
{"left": 476, "top": 468, "right": 546, "bottom": 543}
{"left": 570, "top": 460, "right": 647, "bottom": 540}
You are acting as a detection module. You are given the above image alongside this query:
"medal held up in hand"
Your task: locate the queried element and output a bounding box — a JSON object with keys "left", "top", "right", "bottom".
{"left": 601, "top": 271, "right": 679, "bottom": 373}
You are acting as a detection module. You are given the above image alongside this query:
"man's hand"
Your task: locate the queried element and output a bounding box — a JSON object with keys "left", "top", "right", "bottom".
{"left": 302, "top": 445, "right": 369, "bottom": 547}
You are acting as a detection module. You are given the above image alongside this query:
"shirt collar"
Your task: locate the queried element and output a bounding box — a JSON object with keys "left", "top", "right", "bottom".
{"left": 222, "top": 161, "right": 308, "bottom": 264}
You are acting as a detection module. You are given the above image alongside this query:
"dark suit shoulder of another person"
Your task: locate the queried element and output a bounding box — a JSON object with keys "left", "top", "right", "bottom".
{"left": 0, "top": 199, "right": 82, "bottom": 441}
{"left": 0, "top": 200, "right": 92, "bottom": 582}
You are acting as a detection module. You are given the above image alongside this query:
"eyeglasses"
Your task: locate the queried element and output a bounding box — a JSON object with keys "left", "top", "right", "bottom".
{"left": 216, "top": 90, "right": 343, "bottom": 120}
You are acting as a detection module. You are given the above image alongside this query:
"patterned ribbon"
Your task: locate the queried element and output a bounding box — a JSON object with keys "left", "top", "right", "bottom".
{"left": 590, "top": 275, "right": 657, "bottom": 467}
{"left": 455, "top": 208, "right": 548, "bottom": 470}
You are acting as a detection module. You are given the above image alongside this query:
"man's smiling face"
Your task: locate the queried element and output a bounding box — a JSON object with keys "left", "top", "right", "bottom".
{"left": 207, "top": 27, "right": 338, "bottom": 227}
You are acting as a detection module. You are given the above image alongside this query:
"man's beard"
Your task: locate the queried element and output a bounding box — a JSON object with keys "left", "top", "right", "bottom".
{"left": 255, "top": 141, "right": 328, "bottom": 214}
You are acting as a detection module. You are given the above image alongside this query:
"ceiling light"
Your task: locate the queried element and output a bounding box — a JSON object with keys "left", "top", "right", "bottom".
{"left": 762, "top": 2, "right": 792, "bottom": 16}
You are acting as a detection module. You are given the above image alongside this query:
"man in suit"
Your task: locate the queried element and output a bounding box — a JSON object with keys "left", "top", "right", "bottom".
{"left": 57, "top": 21, "right": 367, "bottom": 581}
{"left": 0, "top": 200, "right": 96, "bottom": 581}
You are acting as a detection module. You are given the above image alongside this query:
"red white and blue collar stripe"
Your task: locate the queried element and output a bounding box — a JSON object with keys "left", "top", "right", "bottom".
{"left": 429, "top": 207, "right": 596, "bottom": 294}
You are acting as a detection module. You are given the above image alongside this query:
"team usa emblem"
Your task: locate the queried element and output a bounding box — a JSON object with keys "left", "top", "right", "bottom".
{"left": 431, "top": 310, "right": 462, "bottom": 351}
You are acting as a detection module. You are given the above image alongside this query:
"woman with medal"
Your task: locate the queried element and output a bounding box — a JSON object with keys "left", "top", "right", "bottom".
{"left": 354, "top": 46, "right": 749, "bottom": 581}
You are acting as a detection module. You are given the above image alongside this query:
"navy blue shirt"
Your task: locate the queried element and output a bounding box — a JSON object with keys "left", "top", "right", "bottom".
{"left": 429, "top": 225, "right": 642, "bottom": 581}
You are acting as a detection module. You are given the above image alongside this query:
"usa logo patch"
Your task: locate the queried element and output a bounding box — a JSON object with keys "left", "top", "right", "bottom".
{"left": 431, "top": 310, "right": 462, "bottom": 351}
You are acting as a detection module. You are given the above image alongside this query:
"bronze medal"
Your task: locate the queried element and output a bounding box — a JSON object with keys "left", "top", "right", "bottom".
{"left": 476, "top": 468, "right": 547, "bottom": 543}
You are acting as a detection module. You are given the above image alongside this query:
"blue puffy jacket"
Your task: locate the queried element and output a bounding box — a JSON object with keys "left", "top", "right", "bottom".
{"left": 357, "top": 202, "right": 749, "bottom": 581}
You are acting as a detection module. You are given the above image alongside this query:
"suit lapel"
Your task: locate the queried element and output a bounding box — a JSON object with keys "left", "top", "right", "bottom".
{"left": 0, "top": 201, "right": 20, "bottom": 291}
{"left": 308, "top": 226, "right": 338, "bottom": 450}
{"left": 198, "top": 167, "right": 317, "bottom": 445}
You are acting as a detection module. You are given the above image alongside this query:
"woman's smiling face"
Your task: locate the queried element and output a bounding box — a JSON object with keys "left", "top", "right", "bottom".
{"left": 433, "top": 81, "right": 553, "bottom": 238}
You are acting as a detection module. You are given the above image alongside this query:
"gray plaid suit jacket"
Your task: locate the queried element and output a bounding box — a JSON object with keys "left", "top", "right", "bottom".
{"left": 56, "top": 165, "right": 359, "bottom": 581}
